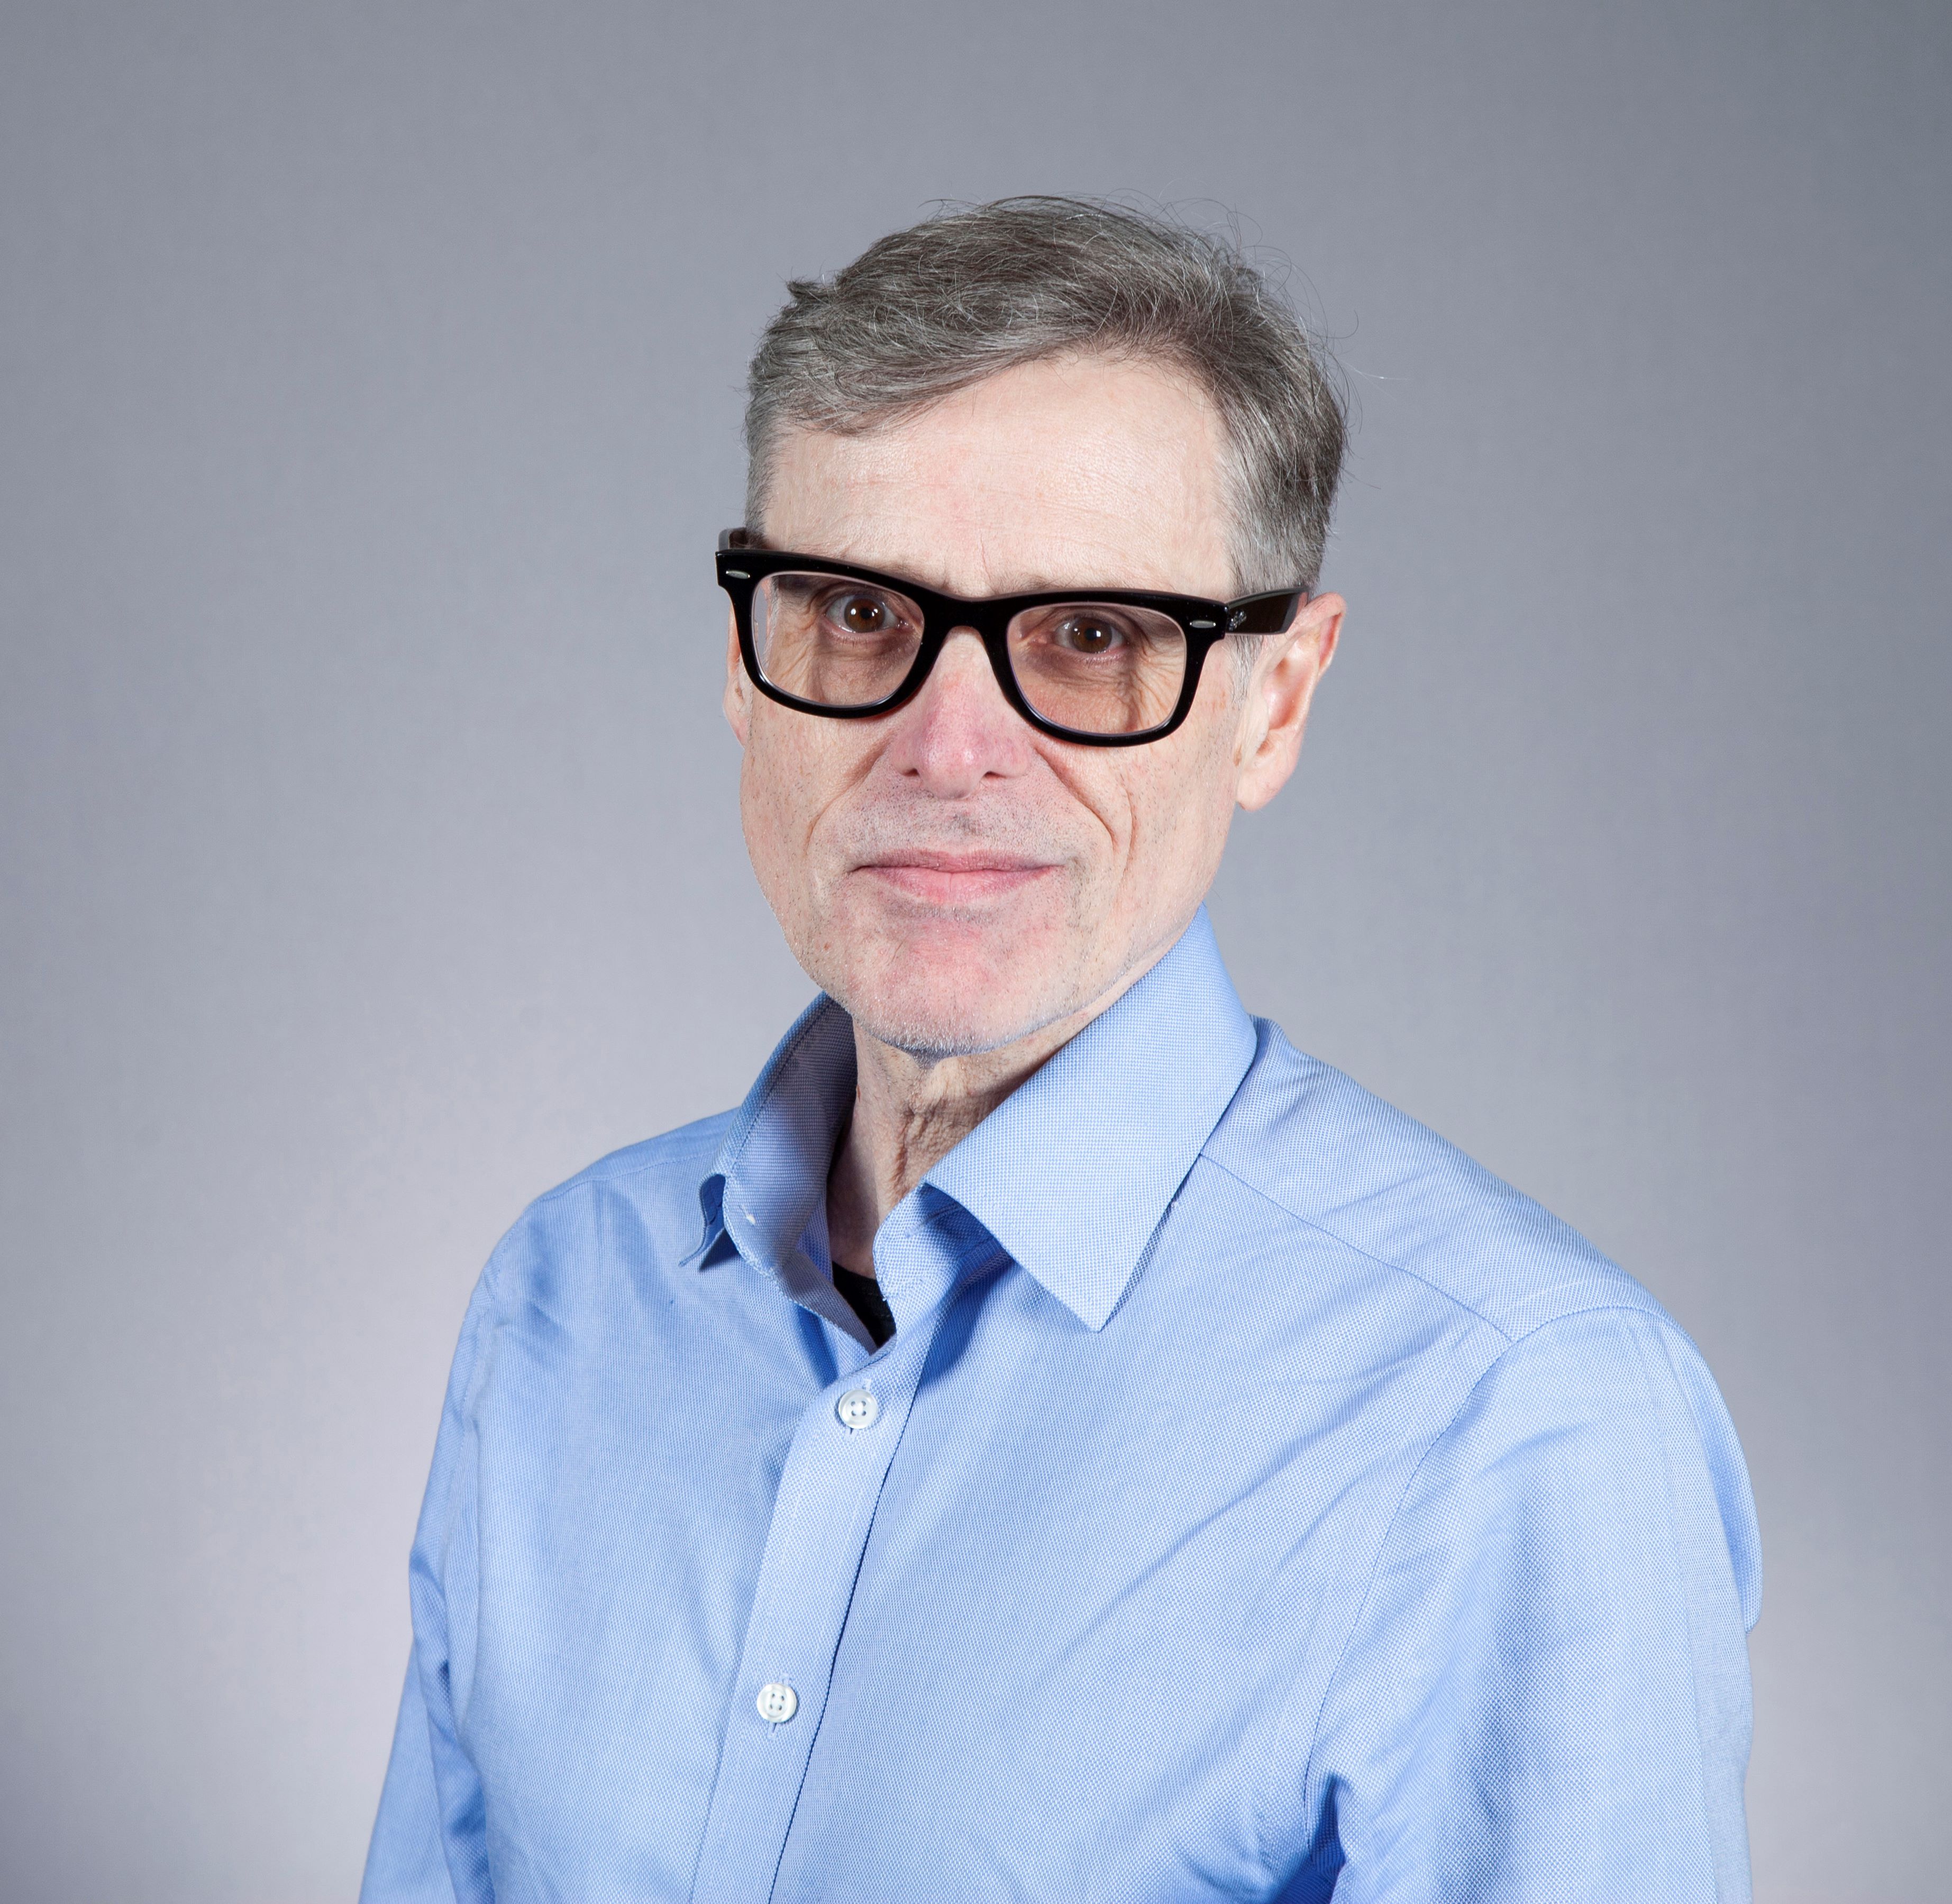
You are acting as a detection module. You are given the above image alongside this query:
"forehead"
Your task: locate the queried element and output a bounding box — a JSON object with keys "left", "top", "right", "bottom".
{"left": 760, "top": 353, "right": 1236, "bottom": 599}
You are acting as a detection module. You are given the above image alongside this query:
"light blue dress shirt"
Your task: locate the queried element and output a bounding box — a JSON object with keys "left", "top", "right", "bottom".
{"left": 363, "top": 909, "right": 1759, "bottom": 1902}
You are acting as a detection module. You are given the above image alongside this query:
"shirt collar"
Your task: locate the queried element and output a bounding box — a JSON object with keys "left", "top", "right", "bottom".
{"left": 699, "top": 906, "right": 1258, "bottom": 1333}
{"left": 924, "top": 907, "right": 1257, "bottom": 1328}
{"left": 695, "top": 989, "right": 862, "bottom": 1337}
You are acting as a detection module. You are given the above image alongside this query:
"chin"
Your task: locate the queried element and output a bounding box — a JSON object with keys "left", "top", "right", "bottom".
{"left": 846, "top": 998, "right": 1038, "bottom": 1062}
{"left": 822, "top": 926, "right": 1083, "bottom": 1062}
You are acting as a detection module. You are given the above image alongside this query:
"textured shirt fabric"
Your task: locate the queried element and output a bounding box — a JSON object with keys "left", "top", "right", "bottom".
{"left": 361, "top": 908, "right": 1761, "bottom": 1903}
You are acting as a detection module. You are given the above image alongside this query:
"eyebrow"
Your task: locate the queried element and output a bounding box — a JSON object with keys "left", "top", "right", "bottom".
{"left": 784, "top": 550, "right": 1189, "bottom": 600}
{"left": 733, "top": 527, "right": 1179, "bottom": 599}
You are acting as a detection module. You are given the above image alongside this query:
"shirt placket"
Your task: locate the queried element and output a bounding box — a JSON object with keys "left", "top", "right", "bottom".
{"left": 688, "top": 1198, "right": 996, "bottom": 1904}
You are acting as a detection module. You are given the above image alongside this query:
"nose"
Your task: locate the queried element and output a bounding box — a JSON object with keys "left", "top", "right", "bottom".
{"left": 880, "top": 627, "right": 1032, "bottom": 798}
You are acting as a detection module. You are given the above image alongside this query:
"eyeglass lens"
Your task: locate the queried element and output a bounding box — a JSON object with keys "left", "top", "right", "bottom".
{"left": 750, "top": 571, "right": 1189, "bottom": 736}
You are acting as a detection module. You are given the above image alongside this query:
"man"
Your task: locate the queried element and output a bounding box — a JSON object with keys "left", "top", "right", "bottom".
{"left": 362, "top": 198, "right": 1759, "bottom": 1902}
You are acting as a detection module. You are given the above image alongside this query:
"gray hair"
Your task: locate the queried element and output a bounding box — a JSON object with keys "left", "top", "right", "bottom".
{"left": 743, "top": 197, "right": 1347, "bottom": 597}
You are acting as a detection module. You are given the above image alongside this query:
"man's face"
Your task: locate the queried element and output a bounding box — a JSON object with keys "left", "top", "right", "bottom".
{"left": 724, "top": 352, "right": 1341, "bottom": 1059}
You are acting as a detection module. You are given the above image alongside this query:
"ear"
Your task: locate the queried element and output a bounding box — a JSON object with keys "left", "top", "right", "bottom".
{"left": 1235, "top": 592, "right": 1343, "bottom": 813}
{"left": 723, "top": 607, "right": 752, "bottom": 746}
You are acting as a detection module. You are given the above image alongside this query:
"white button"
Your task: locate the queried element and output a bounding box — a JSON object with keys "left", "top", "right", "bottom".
{"left": 756, "top": 1681, "right": 798, "bottom": 1724}
{"left": 835, "top": 1388, "right": 880, "bottom": 1431}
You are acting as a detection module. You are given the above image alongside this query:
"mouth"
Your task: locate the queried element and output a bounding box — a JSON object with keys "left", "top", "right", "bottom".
{"left": 855, "top": 849, "right": 1058, "bottom": 906}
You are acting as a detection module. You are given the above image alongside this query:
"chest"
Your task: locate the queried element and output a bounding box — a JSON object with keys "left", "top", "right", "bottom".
{"left": 450, "top": 1262, "right": 1453, "bottom": 1901}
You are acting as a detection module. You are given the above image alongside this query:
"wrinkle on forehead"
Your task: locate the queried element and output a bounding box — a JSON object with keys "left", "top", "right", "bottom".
{"left": 760, "top": 354, "right": 1236, "bottom": 600}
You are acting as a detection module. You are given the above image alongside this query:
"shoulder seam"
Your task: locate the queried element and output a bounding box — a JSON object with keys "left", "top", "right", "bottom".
{"left": 1193, "top": 1149, "right": 1518, "bottom": 1343}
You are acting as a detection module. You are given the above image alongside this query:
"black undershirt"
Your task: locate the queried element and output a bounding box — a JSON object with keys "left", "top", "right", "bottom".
{"left": 831, "top": 1263, "right": 897, "bottom": 1347}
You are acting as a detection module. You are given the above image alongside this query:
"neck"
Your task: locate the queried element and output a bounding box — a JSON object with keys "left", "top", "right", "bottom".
{"left": 824, "top": 946, "right": 1173, "bottom": 1273}
{"left": 823, "top": 1037, "right": 1032, "bottom": 1271}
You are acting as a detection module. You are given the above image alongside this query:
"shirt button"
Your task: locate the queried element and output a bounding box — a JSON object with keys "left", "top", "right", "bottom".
{"left": 756, "top": 1681, "right": 798, "bottom": 1725}
{"left": 835, "top": 1388, "right": 880, "bottom": 1431}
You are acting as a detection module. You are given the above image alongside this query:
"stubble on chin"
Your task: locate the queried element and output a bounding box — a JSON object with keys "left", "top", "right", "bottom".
{"left": 785, "top": 897, "right": 1051, "bottom": 1061}
{"left": 794, "top": 860, "right": 1111, "bottom": 1062}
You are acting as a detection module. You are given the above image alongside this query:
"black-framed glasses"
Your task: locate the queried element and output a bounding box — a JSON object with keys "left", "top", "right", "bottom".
{"left": 715, "top": 530, "right": 1307, "bottom": 747}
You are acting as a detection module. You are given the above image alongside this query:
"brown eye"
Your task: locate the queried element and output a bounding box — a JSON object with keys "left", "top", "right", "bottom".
{"left": 823, "top": 590, "right": 900, "bottom": 636}
{"left": 1053, "top": 614, "right": 1127, "bottom": 655}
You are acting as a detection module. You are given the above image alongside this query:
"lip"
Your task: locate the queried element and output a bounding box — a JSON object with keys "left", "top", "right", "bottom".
{"left": 856, "top": 851, "right": 1056, "bottom": 904}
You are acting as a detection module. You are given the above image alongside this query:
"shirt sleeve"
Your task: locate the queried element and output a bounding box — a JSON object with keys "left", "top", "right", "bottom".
{"left": 359, "top": 1657, "right": 464, "bottom": 1903}
{"left": 1288, "top": 1305, "right": 1759, "bottom": 1903}
{"left": 360, "top": 1264, "right": 505, "bottom": 1904}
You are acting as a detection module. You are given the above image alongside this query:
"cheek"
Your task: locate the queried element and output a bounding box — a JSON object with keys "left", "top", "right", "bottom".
{"left": 738, "top": 708, "right": 863, "bottom": 906}
{"left": 1102, "top": 720, "right": 1238, "bottom": 884}
{"left": 1122, "top": 730, "right": 1229, "bottom": 840}
{"left": 738, "top": 721, "right": 813, "bottom": 903}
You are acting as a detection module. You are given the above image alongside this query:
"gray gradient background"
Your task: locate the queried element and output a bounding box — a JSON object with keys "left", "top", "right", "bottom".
{"left": 1, "top": 3, "right": 1946, "bottom": 1899}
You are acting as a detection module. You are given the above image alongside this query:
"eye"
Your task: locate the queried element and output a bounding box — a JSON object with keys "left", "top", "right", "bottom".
{"left": 820, "top": 588, "right": 905, "bottom": 637}
{"left": 1048, "top": 613, "right": 1129, "bottom": 656}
